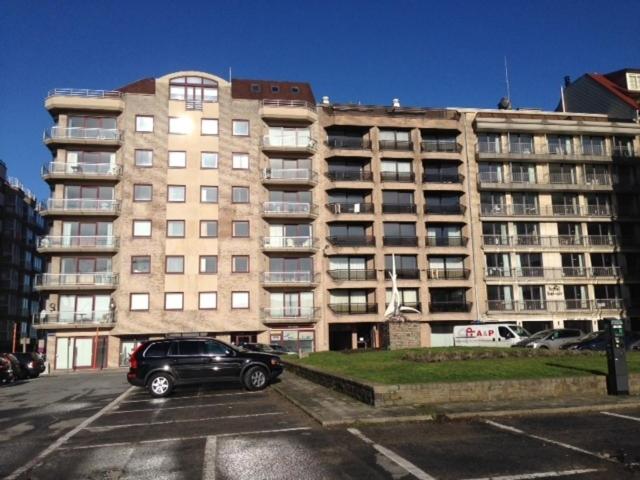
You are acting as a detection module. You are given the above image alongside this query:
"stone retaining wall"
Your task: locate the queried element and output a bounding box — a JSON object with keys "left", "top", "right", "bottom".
{"left": 380, "top": 321, "right": 422, "bottom": 350}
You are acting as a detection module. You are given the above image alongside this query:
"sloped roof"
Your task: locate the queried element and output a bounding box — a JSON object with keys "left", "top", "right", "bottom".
{"left": 587, "top": 74, "right": 638, "bottom": 110}
{"left": 232, "top": 79, "right": 315, "bottom": 103}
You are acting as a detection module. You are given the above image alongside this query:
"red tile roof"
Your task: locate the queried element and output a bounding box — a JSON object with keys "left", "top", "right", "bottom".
{"left": 232, "top": 79, "right": 315, "bottom": 103}
{"left": 117, "top": 78, "right": 156, "bottom": 94}
{"left": 587, "top": 74, "right": 638, "bottom": 110}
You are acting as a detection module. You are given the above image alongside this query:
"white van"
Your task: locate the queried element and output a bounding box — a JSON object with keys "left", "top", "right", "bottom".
{"left": 453, "top": 323, "right": 530, "bottom": 347}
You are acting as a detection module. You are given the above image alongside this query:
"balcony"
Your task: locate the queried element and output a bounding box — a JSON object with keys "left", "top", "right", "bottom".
{"left": 43, "top": 126, "right": 122, "bottom": 147}
{"left": 261, "top": 202, "right": 317, "bottom": 219}
{"left": 41, "top": 199, "right": 120, "bottom": 216}
{"left": 385, "top": 269, "right": 421, "bottom": 280}
{"left": 37, "top": 235, "right": 119, "bottom": 253}
{"left": 328, "top": 303, "right": 378, "bottom": 314}
{"left": 326, "top": 171, "right": 373, "bottom": 182}
{"left": 45, "top": 89, "right": 124, "bottom": 112}
{"left": 326, "top": 137, "right": 372, "bottom": 150}
{"left": 480, "top": 204, "right": 612, "bottom": 218}
{"left": 482, "top": 235, "right": 588, "bottom": 248}
{"left": 261, "top": 307, "right": 319, "bottom": 324}
{"left": 261, "top": 271, "right": 318, "bottom": 287}
{"left": 327, "top": 269, "right": 377, "bottom": 281}
{"left": 259, "top": 99, "right": 317, "bottom": 122}
{"left": 484, "top": 267, "right": 621, "bottom": 280}
{"left": 34, "top": 273, "right": 118, "bottom": 290}
{"left": 421, "top": 139, "right": 462, "bottom": 153}
{"left": 422, "top": 173, "right": 464, "bottom": 183}
{"left": 379, "top": 140, "right": 413, "bottom": 151}
{"left": 427, "top": 269, "right": 470, "bottom": 280}
{"left": 261, "top": 135, "right": 316, "bottom": 153}
{"left": 327, "top": 236, "right": 375, "bottom": 247}
{"left": 33, "top": 311, "right": 116, "bottom": 328}
{"left": 42, "top": 162, "right": 122, "bottom": 181}
{"left": 612, "top": 145, "right": 637, "bottom": 158}
{"left": 383, "top": 236, "right": 418, "bottom": 246}
{"left": 424, "top": 204, "right": 465, "bottom": 215}
{"left": 380, "top": 171, "right": 415, "bottom": 183}
{"left": 429, "top": 301, "right": 472, "bottom": 313}
{"left": 477, "top": 142, "right": 623, "bottom": 162}
{"left": 261, "top": 236, "right": 317, "bottom": 252}
{"left": 477, "top": 172, "right": 612, "bottom": 191}
{"left": 425, "top": 236, "right": 468, "bottom": 247}
{"left": 382, "top": 204, "right": 417, "bottom": 214}
{"left": 487, "top": 299, "right": 624, "bottom": 313}
{"left": 326, "top": 202, "right": 374, "bottom": 215}
{"left": 261, "top": 168, "right": 317, "bottom": 186}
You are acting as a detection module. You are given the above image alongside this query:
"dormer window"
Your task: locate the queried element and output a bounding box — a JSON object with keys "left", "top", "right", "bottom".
{"left": 626, "top": 73, "right": 640, "bottom": 91}
{"left": 169, "top": 76, "right": 218, "bottom": 102}
{"left": 271, "top": 85, "right": 280, "bottom": 93}
{"left": 250, "top": 84, "right": 261, "bottom": 93}
{"left": 291, "top": 86, "right": 300, "bottom": 94}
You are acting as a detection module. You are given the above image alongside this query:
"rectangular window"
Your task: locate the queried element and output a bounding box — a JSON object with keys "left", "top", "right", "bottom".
{"left": 130, "top": 293, "right": 149, "bottom": 311}
{"left": 167, "top": 185, "right": 186, "bottom": 202}
{"left": 133, "top": 184, "right": 152, "bottom": 202}
{"left": 232, "top": 186, "right": 249, "bottom": 203}
{"left": 168, "top": 151, "right": 186, "bottom": 168}
{"left": 232, "top": 153, "right": 249, "bottom": 169}
{"left": 201, "top": 152, "right": 218, "bottom": 169}
{"left": 201, "top": 186, "right": 218, "bottom": 203}
{"left": 200, "top": 220, "right": 218, "bottom": 237}
{"left": 136, "top": 115, "right": 154, "bottom": 133}
{"left": 169, "top": 117, "right": 190, "bottom": 135}
{"left": 201, "top": 118, "right": 218, "bottom": 135}
{"left": 164, "top": 292, "right": 184, "bottom": 310}
{"left": 131, "top": 256, "right": 150, "bottom": 274}
{"left": 232, "top": 255, "right": 250, "bottom": 273}
{"left": 132, "top": 220, "right": 151, "bottom": 237}
{"left": 135, "top": 149, "right": 153, "bottom": 167}
{"left": 167, "top": 220, "right": 185, "bottom": 238}
{"left": 232, "top": 120, "right": 249, "bottom": 136}
{"left": 165, "top": 256, "right": 185, "bottom": 274}
{"left": 232, "top": 221, "right": 249, "bottom": 237}
{"left": 199, "top": 292, "right": 217, "bottom": 310}
{"left": 231, "top": 291, "right": 249, "bottom": 309}
{"left": 200, "top": 255, "right": 218, "bottom": 273}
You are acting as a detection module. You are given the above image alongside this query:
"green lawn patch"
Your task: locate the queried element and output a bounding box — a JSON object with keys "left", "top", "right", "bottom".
{"left": 289, "top": 348, "right": 640, "bottom": 385}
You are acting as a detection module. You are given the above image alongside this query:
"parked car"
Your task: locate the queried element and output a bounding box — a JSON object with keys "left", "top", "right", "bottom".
{"left": 269, "top": 344, "right": 297, "bottom": 356}
{"left": 12, "top": 352, "right": 45, "bottom": 378}
{"left": 453, "top": 323, "right": 530, "bottom": 347}
{"left": 512, "top": 329, "right": 584, "bottom": 350}
{"left": 241, "top": 343, "right": 296, "bottom": 356}
{"left": 0, "top": 353, "right": 27, "bottom": 380}
{"left": 127, "top": 337, "right": 283, "bottom": 398}
{"left": 0, "top": 357, "right": 14, "bottom": 384}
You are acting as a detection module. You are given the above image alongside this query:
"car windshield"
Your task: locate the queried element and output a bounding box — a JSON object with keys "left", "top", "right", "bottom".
{"left": 579, "top": 331, "right": 602, "bottom": 342}
{"left": 512, "top": 326, "right": 530, "bottom": 337}
{"left": 530, "top": 330, "right": 550, "bottom": 340}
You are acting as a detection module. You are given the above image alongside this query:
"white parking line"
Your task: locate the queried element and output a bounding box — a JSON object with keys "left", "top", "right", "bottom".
{"left": 601, "top": 411, "right": 640, "bottom": 422}
{"left": 121, "top": 391, "right": 262, "bottom": 403}
{"left": 111, "top": 402, "right": 242, "bottom": 414}
{"left": 84, "top": 411, "right": 284, "bottom": 432}
{"left": 202, "top": 436, "right": 217, "bottom": 480}
{"left": 483, "top": 420, "right": 614, "bottom": 462}
{"left": 59, "top": 426, "right": 312, "bottom": 450}
{"left": 5, "top": 386, "right": 134, "bottom": 480}
{"left": 459, "top": 468, "right": 601, "bottom": 480}
{"left": 348, "top": 428, "right": 436, "bottom": 480}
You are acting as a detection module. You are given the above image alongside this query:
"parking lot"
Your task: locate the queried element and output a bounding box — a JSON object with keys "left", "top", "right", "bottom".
{"left": 1, "top": 372, "right": 640, "bottom": 479}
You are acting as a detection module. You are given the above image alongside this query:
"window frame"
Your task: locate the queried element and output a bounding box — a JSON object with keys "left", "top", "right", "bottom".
{"left": 168, "top": 151, "right": 187, "bottom": 168}
{"left": 130, "top": 292, "right": 150, "bottom": 311}
{"left": 131, "top": 255, "right": 151, "bottom": 274}
{"left": 231, "top": 291, "right": 250, "bottom": 309}
{"left": 201, "top": 118, "right": 219, "bottom": 136}
{"left": 232, "top": 120, "right": 250, "bottom": 136}
{"left": 168, "top": 117, "right": 189, "bottom": 135}
{"left": 199, "top": 255, "right": 218, "bottom": 274}
{"left": 232, "top": 220, "right": 250, "bottom": 238}
{"left": 132, "top": 220, "right": 152, "bottom": 238}
{"left": 165, "top": 255, "right": 185, "bottom": 274}
{"left": 200, "top": 186, "right": 219, "bottom": 203}
{"left": 201, "top": 151, "right": 218, "bottom": 169}
{"left": 167, "top": 185, "right": 186, "bottom": 203}
{"left": 135, "top": 115, "right": 154, "bottom": 133}
{"left": 199, "top": 220, "right": 218, "bottom": 238}
{"left": 232, "top": 255, "right": 250, "bottom": 273}
{"left": 133, "top": 184, "right": 153, "bottom": 202}
{"left": 199, "top": 291, "right": 218, "bottom": 310}
{"left": 232, "top": 152, "right": 250, "bottom": 170}
{"left": 232, "top": 186, "right": 250, "bottom": 204}
{"left": 164, "top": 292, "right": 184, "bottom": 311}
{"left": 134, "top": 149, "right": 153, "bottom": 167}
{"left": 166, "top": 220, "right": 185, "bottom": 238}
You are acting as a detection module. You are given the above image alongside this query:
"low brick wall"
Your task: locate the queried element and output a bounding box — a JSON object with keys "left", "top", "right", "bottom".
{"left": 284, "top": 361, "right": 640, "bottom": 407}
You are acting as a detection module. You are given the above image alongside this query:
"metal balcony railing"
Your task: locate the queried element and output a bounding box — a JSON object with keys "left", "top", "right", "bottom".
{"left": 422, "top": 173, "right": 463, "bottom": 183}
{"left": 549, "top": 173, "right": 578, "bottom": 184}
{"left": 380, "top": 171, "right": 415, "bottom": 182}
{"left": 586, "top": 235, "right": 617, "bottom": 246}
{"left": 47, "top": 88, "right": 122, "bottom": 98}
{"left": 612, "top": 145, "right": 636, "bottom": 157}
{"left": 261, "top": 168, "right": 317, "bottom": 182}
{"left": 262, "top": 202, "right": 316, "bottom": 215}
{"left": 261, "top": 99, "right": 316, "bottom": 111}
{"left": 385, "top": 269, "right": 420, "bottom": 279}
{"left": 328, "top": 303, "right": 378, "bottom": 314}
{"left": 480, "top": 204, "right": 612, "bottom": 217}
{"left": 327, "top": 269, "right": 377, "bottom": 281}
{"left": 382, "top": 203, "right": 417, "bottom": 214}
{"left": 262, "top": 135, "right": 316, "bottom": 150}
{"left": 493, "top": 299, "right": 625, "bottom": 313}
{"left": 584, "top": 205, "right": 612, "bottom": 216}
{"left": 44, "top": 126, "right": 122, "bottom": 142}
{"left": 327, "top": 235, "right": 376, "bottom": 247}
{"left": 42, "top": 162, "right": 122, "bottom": 177}
{"left": 261, "top": 236, "right": 316, "bottom": 249}
{"left": 326, "top": 137, "right": 371, "bottom": 149}
{"left": 326, "top": 170, "right": 373, "bottom": 182}
{"left": 33, "top": 311, "right": 115, "bottom": 325}
{"left": 38, "top": 236, "right": 119, "bottom": 249}
{"left": 43, "top": 199, "right": 120, "bottom": 213}
{"left": 477, "top": 141, "right": 502, "bottom": 154}
{"left": 35, "top": 273, "right": 118, "bottom": 287}
{"left": 421, "top": 139, "right": 461, "bottom": 153}
{"left": 584, "top": 174, "right": 612, "bottom": 185}
{"left": 382, "top": 236, "right": 418, "bottom": 246}
{"left": 326, "top": 202, "right": 374, "bottom": 214}
{"left": 427, "top": 268, "right": 470, "bottom": 280}
{"left": 509, "top": 142, "right": 535, "bottom": 154}
{"left": 424, "top": 204, "right": 465, "bottom": 215}
{"left": 476, "top": 142, "right": 623, "bottom": 158}
{"left": 485, "top": 267, "right": 621, "bottom": 279}
{"left": 261, "top": 307, "right": 319, "bottom": 322}
{"left": 429, "top": 301, "right": 472, "bottom": 313}
{"left": 261, "top": 272, "right": 317, "bottom": 284}
{"left": 379, "top": 139, "right": 413, "bottom": 151}
{"left": 425, "top": 236, "right": 468, "bottom": 247}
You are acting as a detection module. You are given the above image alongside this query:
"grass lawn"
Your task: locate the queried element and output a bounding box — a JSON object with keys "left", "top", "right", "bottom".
{"left": 290, "top": 348, "right": 640, "bottom": 385}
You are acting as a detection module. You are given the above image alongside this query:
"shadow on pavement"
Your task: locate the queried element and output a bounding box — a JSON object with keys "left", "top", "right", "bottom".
{"left": 545, "top": 362, "right": 606, "bottom": 376}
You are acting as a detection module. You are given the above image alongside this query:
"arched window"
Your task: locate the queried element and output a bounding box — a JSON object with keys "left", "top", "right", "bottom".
{"left": 169, "top": 76, "right": 218, "bottom": 103}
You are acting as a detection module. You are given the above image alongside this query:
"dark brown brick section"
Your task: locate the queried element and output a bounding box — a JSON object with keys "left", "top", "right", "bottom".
{"left": 117, "top": 78, "right": 156, "bottom": 94}
{"left": 232, "top": 78, "right": 315, "bottom": 103}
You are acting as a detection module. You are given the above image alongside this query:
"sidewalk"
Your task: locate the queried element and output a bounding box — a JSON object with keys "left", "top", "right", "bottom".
{"left": 273, "top": 371, "right": 640, "bottom": 426}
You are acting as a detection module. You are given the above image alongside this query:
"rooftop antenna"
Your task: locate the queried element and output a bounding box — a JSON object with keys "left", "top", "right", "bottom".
{"left": 504, "top": 56, "right": 511, "bottom": 102}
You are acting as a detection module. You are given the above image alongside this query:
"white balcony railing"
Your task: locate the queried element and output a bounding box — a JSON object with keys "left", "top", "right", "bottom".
{"left": 47, "top": 88, "right": 122, "bottom": 98}
{"left": 35, "top": 273, "right": 118, "bottom": 287}
{"left": 44, "top": 199, "right": 120, "bottom": 213}
{"left": 38, "top": 236, "right": 119, "bottom": 249}
{"left": 42, "top": 162, "right": 122, "bottom": 177}
{"left": 261, "top": 168, "right": 316, "bottom": 181}
{"left": 262, "top": 307, "right": 318, "bottom": 321}
{"left": 262, "top": 134, "right": 316, "bottom": 150}
{"left": 262, "top": 236, "right": 315, "bottom": 249}
{"left": 262, "top": 202, "right": 314, "bottom": 215}
{"left": 34, "top": 311, "right": 115, "bottom": 325}
{"left": 44, "top": 126, "right": 122, "bottom": 142}
{"left": 262, "top": 272, "right": 316, "bottom": 284}
{"left": 261, "top": 99, "right": 315, "bottom": 110}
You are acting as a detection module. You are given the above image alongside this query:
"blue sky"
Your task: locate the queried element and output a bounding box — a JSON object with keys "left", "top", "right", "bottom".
{"left": 1, "top": 0, "right": 639, "bottom": 199}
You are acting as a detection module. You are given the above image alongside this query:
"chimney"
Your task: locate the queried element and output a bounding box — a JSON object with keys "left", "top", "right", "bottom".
{"left": 321, "top": 96, "right": 330, "bottom": 105}
{"left": 392, "top": 98, "right": 400, "bottom": 108}
{"left": 564, "top": 76, "right": 571, "bottom": 87}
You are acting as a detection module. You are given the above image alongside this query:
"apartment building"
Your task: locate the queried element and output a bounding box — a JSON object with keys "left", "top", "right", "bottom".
{"left": 0, "top": 161, "right": 46, "bottom": 351}
{"left": 36, "top": 70, "right": 640, "bottom": 369}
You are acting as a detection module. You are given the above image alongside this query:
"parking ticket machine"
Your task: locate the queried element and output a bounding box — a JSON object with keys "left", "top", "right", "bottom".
{"left": 604, "top": 318, "right": 629, "bottom": 395}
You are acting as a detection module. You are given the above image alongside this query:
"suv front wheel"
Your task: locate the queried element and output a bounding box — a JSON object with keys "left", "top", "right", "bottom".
{"left": 243, "top": 366, "right": 269, "bottom": 391}
{"left": 148, "top": 372, "right": 174, "bottom": 397}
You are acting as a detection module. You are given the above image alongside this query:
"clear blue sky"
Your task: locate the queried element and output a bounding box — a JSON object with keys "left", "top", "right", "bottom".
{"left": 1, "top": 0, "right": 639, "bottom": 199}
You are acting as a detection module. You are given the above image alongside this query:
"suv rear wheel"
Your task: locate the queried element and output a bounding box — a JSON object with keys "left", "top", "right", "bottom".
{"left": 243, "top": 366, "right": 268, "bottom": 391}
{"left": 148, "top": 373, "right": 174, "bottom": 397}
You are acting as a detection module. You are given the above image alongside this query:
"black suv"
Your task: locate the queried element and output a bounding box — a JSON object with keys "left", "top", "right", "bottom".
{"left": 127, "top": 337, "right": 283, "bottom": 397}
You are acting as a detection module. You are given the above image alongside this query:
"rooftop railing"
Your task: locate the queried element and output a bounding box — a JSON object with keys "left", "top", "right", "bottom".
{"left": 261, "top": 99, "right": 315, "bottom": 111}
{"left": 47, "top": 88, "right": 122, "bottom": 98}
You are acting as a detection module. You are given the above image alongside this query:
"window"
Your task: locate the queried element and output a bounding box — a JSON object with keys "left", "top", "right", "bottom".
{"left": 201, "top": 152, "right": 218, "bottom": 169}
{"left": 165, "top": 292, "right": 184, "bottom": 310}
{"left": 232, "top": 221, "right": 249, "bottom": 237}
{"left": 133, "top": 220, "right": 151, "bottom": 237}
{"left": 200, "top": 255, "right": 218, "bottom": 273}
{"left": 131, "top": 256, "right": 150, "bottom": 274}
{"left": 200, "top": 220, "right": 218, "bottom": 237}
{"left": 232, "top": 186, "right": 249, "bottom": 203}
{"left": 232, "top": 255, "right": 250, "bottom": 273}
{"left": 133, "top": 184, "right": 152, "bottom": 202}
{"left": 627, "top": 72, "right": 640, "bottom": 91}
{"left": 201, "top": 119, "right": 218, "bottom": 135}
{"left": 271, "top": 85, "right": 280, "bottom": 93}
{"left": 168, "top": 151, "right": 186, "bottom": 168}
{"left": 232, "top": 120, "right": 249, "bottom": 136}
{"left": 250, "top": 84, "right": 261, "bottom": 93}
{"left": 167, "top": 220, "right": 185, "bottom": 238}
{"left": 135, "top": 115, "right": 154, "bottom": 133}
{"left": 167, "top": 185, "right": 186, "bottom": 202}
{"left": 130, "top": 293, "right": 149, "bottom": 311}
{"left": 169, "top": 117, "right": 190, "bottom": 134}
{"left": 291, "top": 86, "right": 300, "bottom": 94}
{"left": 199, "top": 292, "right": 217, "bottom": 310}
{"left": 232, "top": 291, "right": 249, "bottom": 309}
{"left": 177, "top": 340, "right": 203, "bottom": 355}
{"left": 169, "top": 76, "right": 218, "bottom": 102}
{"left": 201, "top": 186, "right": 218, "bottom": 203}
{"left": 165, "top": 256, "right": 185, "bottom": 274}
{"left": 232, "top": 153, "right": 249, "bottom": 169}
{"left": 135, "top": 149, "right": 153, "bottom": 167}
{"left": 145, "top": 342, "right": 170, "bottom": 357}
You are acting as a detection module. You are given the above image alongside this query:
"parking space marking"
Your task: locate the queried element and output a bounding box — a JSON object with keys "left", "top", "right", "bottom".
{"left": 84, "top": 411, "right": 284, "bottom": 432}
{"left": 111, "top": 401, "right": 245, "bottom": 414}
{"left": 483, "top": 420, "right": 613, "bottom": 462}
{"left": 348, "top": 428, "right": 436, "bottom": 480}
{"left": 459, "top": 468, "right": 601, "bottom": 480}
{"left": 59, "top": 426, "right": 312, "bottom": 450}
{"left": 601, "top": 411, "right": 640, "bottom": 422}
{"left": 202, "top": 436, "right": 217, "bottom": 480}
{"left": 5, "top": 386, "right": 134, "bottom": 480}
{"left": 121, "top": 391, "right": 262, "bottom": 403}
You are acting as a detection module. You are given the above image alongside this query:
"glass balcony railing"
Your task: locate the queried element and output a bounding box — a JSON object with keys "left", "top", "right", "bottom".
{"left": 261, "top": 307, "right": 319, "bottom": 322}
{"left": 328, "top": 303, "right": 378, "bottom": 314}
{"left": 33, "top": 311, "right": 115, "bottom": 325}
{"left": 43, "top": 199, "right": 120, "bottom": 214}
{"left": 44, "top": 126, "right": 122, "bottom": 142}
{"left": 326, "top": 170, "right": 373, "bottom": 182}
{"left": 326, "top": 202, "right": 374, "bottom": 214}
{"left": 35, "top": 273, "right": 118, "bottom": 287}
{"left": 261, "top": 168, "right": 317, "bottom": 182}
{"left": 262, "top": 202, "right": 316, "bottom": 215}
{"left": 327, "top": 235, "right": 375, "bottom": 246}
{"left": 37, "top": 235, "right": 119, "bottom": 249}
{"left": 261, "top": 272, "right": 317, "bottom": 284}
{"left": 261, "top": 236, "right": 316, "bottom": 249}
{"left": 42, "top": 162, "right": 122, "bottom": 178}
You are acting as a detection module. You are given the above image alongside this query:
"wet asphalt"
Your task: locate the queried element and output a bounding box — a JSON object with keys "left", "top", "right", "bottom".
{"left": 1, "top": 372, "right": 640, "bottom": 479}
